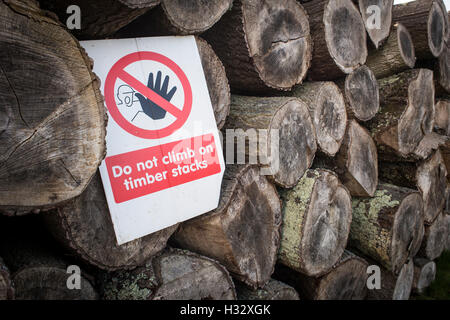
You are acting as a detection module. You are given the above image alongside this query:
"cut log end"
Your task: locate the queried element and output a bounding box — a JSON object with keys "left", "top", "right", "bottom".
{"left": 0, "top": 0, "right": 107, "bottom": 213}
{"left": 428, "top": 1, "right": 446, "bottom": 57}
{"left": 271, "top": 99, "right": 318, "bottom": 187}
{"left": 174, "top": 165, "right": 282, "bottom": 289}
{"left": 338, "top": 120, "right": 378, "bottom": 197}
{"left": 438, "top": 40, "right": 450, "bottom": 92}
{"left": 161, "top": 0, "right": 233, "bottom": 34}
{"left": 392, "top": 260, "right": 415, "bottom": 300}
{"left": 324, "top": 0, "right": 367, "bottom": 74}
{"left": 344, "top": 66, "right": 380, "bottom": 121}
{"left": 390, "top": 192, "right": 425, "bottom": 273}
{"left": 397, "top": 23, "right": 416, "bottom": 68}
{"left": 242, "top": 0, "right": 312, "bottom": 90}
{"left": 195, "top": 37, "right": 230, "bottom": 129}
{"left": 417, "top": 150, "right": 448, "bottom": 224}
{"left": 351, "top": 184, "right": 424, "bottom": 274}
{"left": 435, "top": 100, "right": 450, "bottom": 135}
{"left": 279, "top": 169, "right": 352, "bottom": 277}
{"left": 100, "top": 249, "right": 237, "bottom": 300}
{"left": 358, "top": 0, "right": 394, "bottom": 48}
{"left": 44, "top": 172, "right": 178, "bottom": 271}
{"left": 413, "top": 258, "right": 436, "bottom": 294}
{"left": 419, "top": 212, "right": 448, "bottom": 260}
{"left": 398, "top": 69, "right": 435, "bottom": 157}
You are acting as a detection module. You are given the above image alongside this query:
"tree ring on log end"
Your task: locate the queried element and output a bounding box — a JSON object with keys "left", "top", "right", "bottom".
{"left": 269, "top": 99, "right": 317, "bottom": 188}
{"left": 397, "top": 23, "right": 416, "bottom": 68}
{"left": 324, "top": 0, "right": 367, "bottom": 74}
{"left": 390, "top": 192, "right": 424, "bottom": 275}
{"left": 161, "top": 0, "right": 233, "bottom": 34}
{"left": 417, "top": 150, "right": 447, "bottom": 224}
{"left": 427, "top": 1, "right": 446, "bottom": 57}
{"left": 345, "top": 65, "right": 380, "bottom": 121}
{"left": 313, "top": 83, "right": 347, "bottom": 156}
{"left": 392, "top": 260, "right": 414, "bottom": 300}
{"left": 242, "top": 0, "right": 312, "bottom": 90}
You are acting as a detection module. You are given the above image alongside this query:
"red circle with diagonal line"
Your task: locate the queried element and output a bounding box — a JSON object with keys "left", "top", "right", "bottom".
{"left": 104, "top": 51, "right": 192, "bottom": 139}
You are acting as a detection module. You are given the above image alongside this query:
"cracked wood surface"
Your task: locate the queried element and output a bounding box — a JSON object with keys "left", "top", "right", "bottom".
{"left": 0, "top": 0, "right": 107, "bottom": 214}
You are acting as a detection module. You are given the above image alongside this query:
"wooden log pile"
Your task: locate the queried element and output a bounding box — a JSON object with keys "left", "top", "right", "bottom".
{"left": 0, "top": 0, "right": 449, "bottom": 301}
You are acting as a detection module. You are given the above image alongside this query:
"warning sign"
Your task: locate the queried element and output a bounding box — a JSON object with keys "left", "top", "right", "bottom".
{"left": 81, "top": 37, "right": 225, "bottom": 245}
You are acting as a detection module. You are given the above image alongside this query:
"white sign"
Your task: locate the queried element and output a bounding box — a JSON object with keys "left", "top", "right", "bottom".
{"left": 81, "top": 36, "right": 225, "bottom": 245}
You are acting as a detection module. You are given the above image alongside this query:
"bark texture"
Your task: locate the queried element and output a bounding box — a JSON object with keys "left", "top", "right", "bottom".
{"left": 350, "top": 184, "right": 424, "bottom": 274}
{"left": 0, "top": 0, "right": 107, "bottom": 215}
{"left": 278, "top": 169, "right": 352, "bottom": 277}
{"left": 235, "top": 279, "right": 300, "bottom": 300}
{"left": 173, "top": 165, "right": 282, "bottom": 289}
{"left": 99, "top": 248, "right": 237, "bottom": 300}
{"left": 39, "top": 0, "right": 160, "bottom": 39}
{"left": 393, "top": 0, "right": 448, "bottom": 59}
{"left": 365, "top": 23, "right": 416, "bottom": 79}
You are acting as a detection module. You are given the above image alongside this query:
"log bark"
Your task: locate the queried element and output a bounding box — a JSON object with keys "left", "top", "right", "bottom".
{"left": 336, "top": 65, "right": 380, "bottom": 122}
{"left": 357, "top": 0, "right": 394, "bottom": 49}
{"left": 392, "top": 0, "right": 448, "bottom": 59}
{"left": 379, "top": 150, "right": 448, "bottom": 224}
{"left": 302, "top": 0, "right": 367, "bottom": 80}
{"left": 365, "top": 23, "right": 416, "bottom": 79}
{"left": 43, "top": 172, "right": 178, "bottom": 271}
{"left": 0, "top": 216, "right": 98, "bottom": 300}
{"left": 235, "top": 279, "right": 299, "bottom": 300}
{"left": 202, "top": 0, "right": 313, "bottom": 93}
{"left": 437, "top": 37, "right": 450, "bottom": 93}
{"left": 116, "top": 0, "right": 233, "bottom": 36}
{"left": 173, "top": 165, "right": 282, "bottom": 289}
{"left": 278, "top": 169, "right": 352, "bottom": 277}
{"left": 366, "top": 69, "right": 436, "bottom": 161}
{"left": 316, "top": 120, "right": 378, "bottom": 197}
{"left": 195, "top": 37, "right": 230, "bottom": 130}
{"left": 417, "top": 211, "right": 448, "bottom": 260}
{"left": 224, "top": 96, "right": 317, "bottom": 188}
{"left": 350, "top": 183, "right": 424, "bottom": 274}
{"left": 290, "top": 82, "right": 347, "bottom": 156}
{"left": 367, "top": 260, "right": 414, "bottom": 300}
{"left": 0, "top": 257, "right": 14, "bottom": 300}
{"left": 275, "top": 250, "right": 368, "bottom": 300}
{"left": 412, "top": 258, "right": 436, "bottom": 294}
{"left": 435, "top": 99, "right": 450, "bottom": 135}
{"left": 39, "top": 0, "right": 160, "bottom": 39}
{"left": 0, "top": 0, "right": 107, "bottom": 215}
{"left": 99, "top": 248, "right": 236, "bottom": 300}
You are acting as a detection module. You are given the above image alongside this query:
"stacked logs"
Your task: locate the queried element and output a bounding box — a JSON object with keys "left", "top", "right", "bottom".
{"left": 0, "top": 0, "right": 449, "bottom": 301}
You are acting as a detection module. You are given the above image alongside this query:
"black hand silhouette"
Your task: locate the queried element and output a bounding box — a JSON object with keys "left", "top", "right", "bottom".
{"left": 135, "top": 71, "right": 177, "bottom": 120}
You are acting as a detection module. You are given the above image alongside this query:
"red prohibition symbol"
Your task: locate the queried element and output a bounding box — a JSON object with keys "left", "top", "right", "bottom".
{"left": 104, "top": 51, "right": 193, "bottom": 139}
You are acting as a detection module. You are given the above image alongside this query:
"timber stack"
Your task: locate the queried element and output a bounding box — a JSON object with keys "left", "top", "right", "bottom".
{"left": 0, "top": 0, "right": 448, "bottom": 300}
